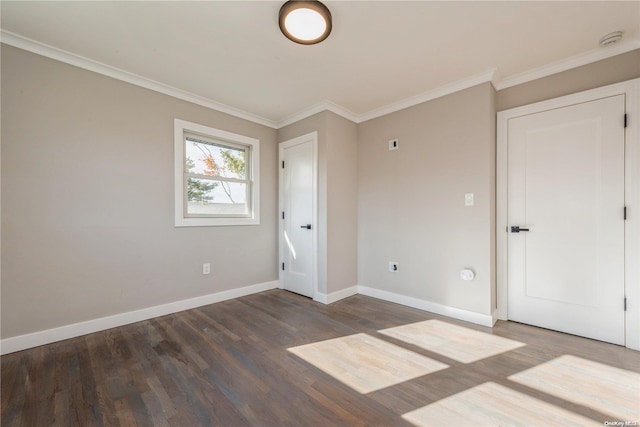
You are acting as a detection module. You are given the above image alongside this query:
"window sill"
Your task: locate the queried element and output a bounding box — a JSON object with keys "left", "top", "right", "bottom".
{"left": 175, "top": 216, "right": 260, "bottom": 227}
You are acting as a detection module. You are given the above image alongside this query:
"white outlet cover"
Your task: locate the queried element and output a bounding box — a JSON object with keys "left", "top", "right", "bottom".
{"left": 465, "top": 193, "right": 474, "bottom": 206}
{"left": 203, "top": 263, "right": 211, "bottom": 275}
{"left": 389, "top": 262, "right": 399, "bottom": 273}
{"left": 388, "top": 139, "right": 399, "bottom": 151}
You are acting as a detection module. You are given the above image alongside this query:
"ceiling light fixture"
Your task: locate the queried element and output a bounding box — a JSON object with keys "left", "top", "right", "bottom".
{"left": 279, "top": 1, "right": 332, "bottom": 45}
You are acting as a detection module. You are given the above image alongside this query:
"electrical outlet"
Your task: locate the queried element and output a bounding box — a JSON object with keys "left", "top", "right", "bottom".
{"left": 203, "top": 263, "right": 211, "bottom": 275}
{"left": 465, "top": 193, "right": 474, "bottom": 206}
{"left": 388, "top": 138, "right": 399, "bottom": 151}
{"left": 389, "top": 262, "right": 399, "bottom": 273}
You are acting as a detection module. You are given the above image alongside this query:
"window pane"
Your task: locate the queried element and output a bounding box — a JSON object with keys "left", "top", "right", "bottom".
{"left": 185, "top": 137, "right": 246, "bottom": 179}
{"left": 186, "top": 178, "right": 248, "bottom": 216}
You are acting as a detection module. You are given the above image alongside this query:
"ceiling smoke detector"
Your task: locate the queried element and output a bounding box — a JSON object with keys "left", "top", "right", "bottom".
{"left": 599, "top": 31, "right": 623, "bottom": 47}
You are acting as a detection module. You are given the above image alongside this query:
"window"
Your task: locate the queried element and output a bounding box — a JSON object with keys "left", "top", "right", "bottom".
{"left": 174, "top": 119, "right": 259, "bottom": 226}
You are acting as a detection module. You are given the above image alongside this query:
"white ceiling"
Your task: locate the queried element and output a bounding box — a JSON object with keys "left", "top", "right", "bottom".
{"left": 2, "top": 1, "right": 639, "bottom": 126}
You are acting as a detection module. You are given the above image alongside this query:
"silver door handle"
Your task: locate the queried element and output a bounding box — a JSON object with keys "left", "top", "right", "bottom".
{"left": 300, "top": 224, "right": 312, "bottom": 230}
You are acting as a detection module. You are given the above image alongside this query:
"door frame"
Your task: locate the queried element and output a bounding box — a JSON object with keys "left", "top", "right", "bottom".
{"left": 278, "top": 131, "right": 319, "bottom": 299}
{"left": 496, "top": 78, "right": 640, "bottom": 350}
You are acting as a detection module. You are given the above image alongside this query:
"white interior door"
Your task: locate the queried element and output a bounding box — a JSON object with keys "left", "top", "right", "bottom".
{"left": 279, "top": 133, "right": 317, "bottom": 298}
{"left": 507, "top": 95, "right": 625, "bottom": 345}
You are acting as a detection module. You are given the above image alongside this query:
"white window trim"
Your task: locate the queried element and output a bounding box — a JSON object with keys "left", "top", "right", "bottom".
{"left": 174, "top": 118, "right": 260, "bottom": 227}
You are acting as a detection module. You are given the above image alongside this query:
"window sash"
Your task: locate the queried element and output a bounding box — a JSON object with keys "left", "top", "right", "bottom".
{"left": 185, "top": 132, "right": 248, "bottom": 151}
{"left": 184, "top": 134, "right": 251, "bottom": 182}
{"left": 175, "top": 118, "right": 260, "bottom": 227}
{"left": 184, "top": 172, "right": 248, "bottom": 185}
{"left": 183, "top": 131, "right": 253, "bottom": 218}
{"left": 183, "top": 179, "right": 252, "bottom": 218}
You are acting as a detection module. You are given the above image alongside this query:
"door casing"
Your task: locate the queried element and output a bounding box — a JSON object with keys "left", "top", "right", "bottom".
{"left": 278, "top": 131, "right": 319, "bottom": 299}
{"left": 496, "top": 78, "right": 640, "bottom": 350}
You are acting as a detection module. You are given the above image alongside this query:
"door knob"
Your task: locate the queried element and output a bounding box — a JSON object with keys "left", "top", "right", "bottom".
{"left": 511, "top": 226, "right": 530, "bottom": 233}
{"left": 300, "top": 224, "right": 312, "bottom": 230}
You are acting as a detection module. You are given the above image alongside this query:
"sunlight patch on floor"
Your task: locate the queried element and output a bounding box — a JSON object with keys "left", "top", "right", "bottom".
{"left": 288, "top": 333, "right": 449, "bottom": 393}
{"left": 379, "top": 319, "right": 525, "bottom": 363}
{"left": 509, "top": 355, "right": 640, "bottom": 421}
{"left": 402, "top": 381, "right": 601, "bottom": 427}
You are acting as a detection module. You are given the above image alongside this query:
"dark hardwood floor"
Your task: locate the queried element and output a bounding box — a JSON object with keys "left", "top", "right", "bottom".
{"left": 2, "top": 290, "right": 639, "bottom": 426}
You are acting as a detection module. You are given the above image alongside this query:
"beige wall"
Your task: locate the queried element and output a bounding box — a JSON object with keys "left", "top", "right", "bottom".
{"left": 325, "top": 113, "right": 358, "bottom": 294}
{"left": 497, "top": 49, "right": 640, "bottom": 111}
{"left": 277, "top": 111, "right": 359, "bottom": 295}
{"left": 3, "top": 42, "right": 636, "bottom": 340}
{"left": 1, "top": 46, "right": 278, "bottom": 338}
{"left": 358, "top": 83, "right": 495, "bottom": 315}
{"left": 489, "top": 85, "right": 497, "bottom": 311}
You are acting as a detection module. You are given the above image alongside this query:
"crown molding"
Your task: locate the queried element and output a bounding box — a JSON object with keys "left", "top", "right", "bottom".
{"left": 322, "top": 100, "right": 360, "bottom": 124}
{"left": 494, "top": 40, "right": 640, "bottom": 91}
{"left": 277, "top": 71, "right": 497, "bottom": 127}
{"left": 3, "top": 29, "right": 639, "bottom": 129}
{"left": 0, "top": 30, "right": 279, "bottom": 129}
{"left": 275, "top": 102, "right": 329, "bottom": 129}
{"left": 357, "top": 69, "right": 497, "bottom": 123}
{"left": 276, "top": 100, "right": 359, "bottom": 129}
{"left": 277, "top": 42, "right": 640, "bottom": 124}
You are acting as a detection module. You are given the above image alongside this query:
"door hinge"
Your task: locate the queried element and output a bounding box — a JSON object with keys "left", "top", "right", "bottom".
{"left": 624, "top": 114, "right": 628, "bottom": 128}
{"left": 282, "top": 211, "right": 285, "bottom": 220}
{"left": 624, "top": 206, "right": 627, "bottom": 220}
{"left": 282, "top": 262, "right": 285, "bottom": 271}
{"left": 624, "top": 297, "right": 627, "bottom": 311}
{"left": 282, "top": 161, "right": 285, "bottom": 168}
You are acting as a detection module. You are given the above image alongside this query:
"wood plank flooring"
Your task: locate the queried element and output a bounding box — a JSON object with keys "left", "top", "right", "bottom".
{"left": 2, "top": 290, "right": 639, "bottom": 426}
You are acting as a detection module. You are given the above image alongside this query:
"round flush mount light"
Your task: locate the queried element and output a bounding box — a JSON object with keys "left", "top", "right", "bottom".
{"left": 279, "top": 1, "right": 332, "bottom": 45}
{"left": 599, "top": 31, "right": 623, "bottom": 47}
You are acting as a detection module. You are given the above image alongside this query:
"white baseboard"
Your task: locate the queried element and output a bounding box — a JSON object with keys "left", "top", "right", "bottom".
{"left": 357, "top": 286, "right": 495, "bottom": 327}
{"left": 0, "top": 280, "right": 278, "bottom": 355}
{"left": 314, "top": 286, "right": 359, "bottom": 305}
{"left": 1, "top": 282, "right": 495, "bottom": 354}
{"left": 491, "top": 308, "right": 500, "bottom": 326}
